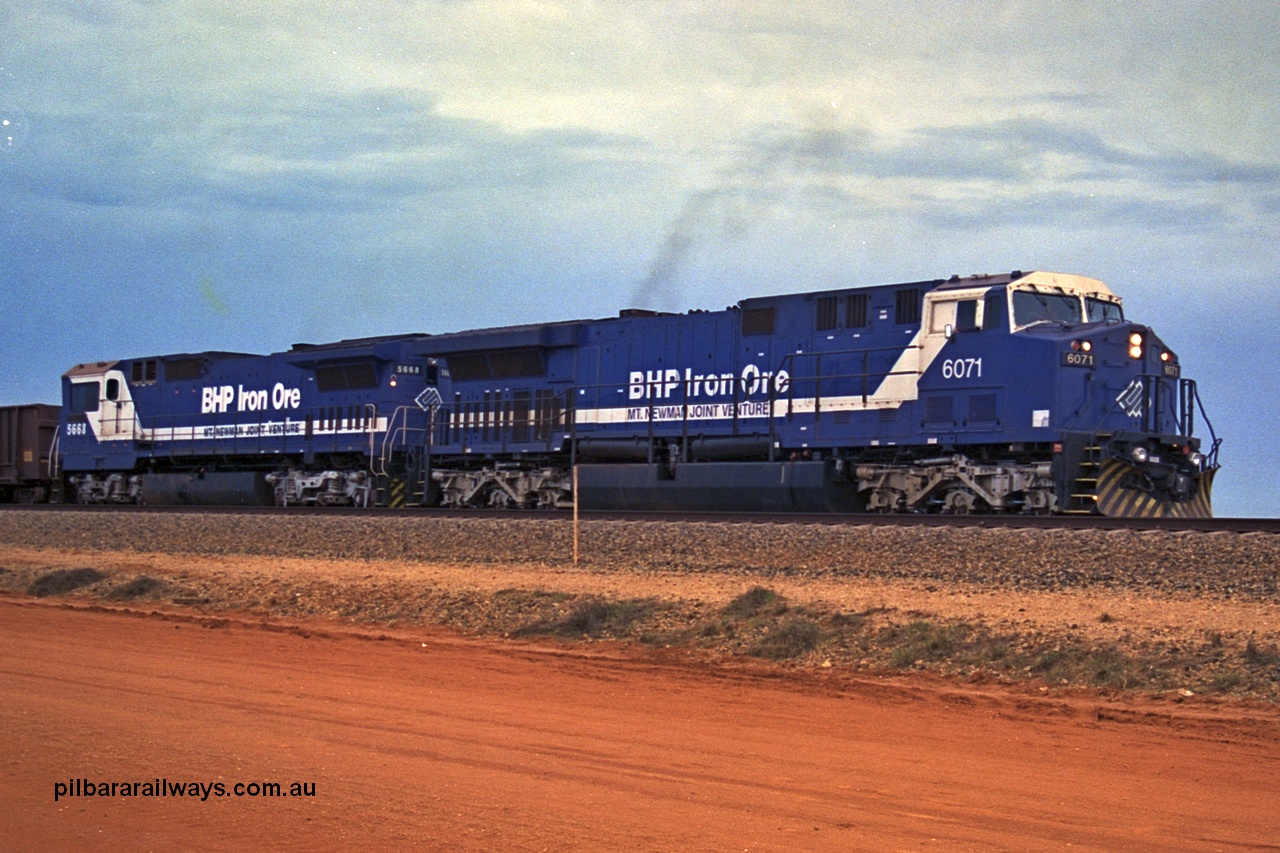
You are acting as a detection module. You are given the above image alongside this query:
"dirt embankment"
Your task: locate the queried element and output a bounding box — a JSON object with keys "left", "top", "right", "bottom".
{"left": 8, "top": 601, "right": 1279, "bottom": 852}
{"left": 1, "top": 511, "right": 1278, "bottom": 701}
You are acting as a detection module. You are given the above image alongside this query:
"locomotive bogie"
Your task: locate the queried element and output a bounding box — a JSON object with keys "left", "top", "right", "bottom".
{"left": 266, "top": 469, "right": 373, "bottom": 508}
{"left": 854, "top": 456, "right": 1056, "bottom": 515}
{"left": 71, "top": 472, "right": 142, "bottom": 505}
{"left": 431, "top": 465, "right": 573, "bottom": 509}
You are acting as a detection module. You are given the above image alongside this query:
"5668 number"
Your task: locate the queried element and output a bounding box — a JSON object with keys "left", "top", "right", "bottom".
{"left": 941, "top": 358, "right": 983, "bottom": 379}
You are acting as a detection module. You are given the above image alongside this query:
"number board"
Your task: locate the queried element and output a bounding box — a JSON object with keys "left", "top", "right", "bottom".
{"left": 1061, "top": 351, "right": 1095, "bottom": 368}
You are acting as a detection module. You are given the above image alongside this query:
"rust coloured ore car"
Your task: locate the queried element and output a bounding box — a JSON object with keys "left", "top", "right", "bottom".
{"left": 0, "top": 404, "right": 59, "bottom": 503}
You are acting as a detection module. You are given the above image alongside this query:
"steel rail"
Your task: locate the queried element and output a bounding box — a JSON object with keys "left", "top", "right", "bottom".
{"left": 3, "top": 503, "right": 1278, "bottom": 534}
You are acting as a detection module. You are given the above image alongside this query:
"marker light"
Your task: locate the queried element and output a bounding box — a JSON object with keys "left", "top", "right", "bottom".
{"left": 389, "top": 374, "right": 398, "bottom": 388}
{"left": 1189, "top": 452, "right": 1206, "bottom": 469}
{"left": 1070, "top": 339, "right": 1092, "bottom": 352}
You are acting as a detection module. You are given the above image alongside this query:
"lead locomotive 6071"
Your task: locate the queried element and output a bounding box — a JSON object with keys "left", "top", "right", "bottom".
{"left": 47, "top": 270, "right": 1219, "bottom": 517}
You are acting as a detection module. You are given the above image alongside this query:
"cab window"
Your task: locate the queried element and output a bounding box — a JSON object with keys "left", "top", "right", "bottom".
{"left": 929, "top": 300, "right": 957, "bottom": 334}
{"left": 69, "top": 382, "right": 100, "bottom": 413}
{"left": 1012, "top": 289, "right": 1082, "bottom": 327}
{"left": 983, "top": 293, "right": 1005, "bottom": 330}
{"left": 1086, "top": 297, "right": 1123, "bottom": 323}
{"left": 955, "top": 300, "right": 978, "bottom": 332}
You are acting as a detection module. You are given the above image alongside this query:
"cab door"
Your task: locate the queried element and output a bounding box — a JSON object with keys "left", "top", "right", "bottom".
{"left": 91, "top": 369, "right": 138, "bottom": 441}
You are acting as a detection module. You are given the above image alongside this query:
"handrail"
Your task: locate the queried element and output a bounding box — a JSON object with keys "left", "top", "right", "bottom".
{"left": 48, "top": 425, "right": 61, "bottom": 478}
{"left": 379, "top": 405, "right": 428, "bottom": 476}
{"left": 1187, "top": 380, "right": 1222, "bottom": 467}
{"left": 366, "top": 404, "right": 379, "bottom": 474}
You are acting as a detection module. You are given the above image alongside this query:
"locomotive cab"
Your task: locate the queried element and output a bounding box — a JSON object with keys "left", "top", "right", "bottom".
{"left": 910, "top": 271, "right": 1217, "bottom": 517}
{"left": 58, "top": 362, "right": 144, "bottom": 503}
{"left": 998, "top": 273, "right": 1217, "bottom": 517}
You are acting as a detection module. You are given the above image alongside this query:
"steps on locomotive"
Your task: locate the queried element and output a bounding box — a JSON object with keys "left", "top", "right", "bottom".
{"left": 1063, "top": 434, "right": 1109, "bottom": 514}
{"left": 378, "top": 474, "right": 430, "bottom": 508}
{"left": 375, "top": 447, "right": 432, "bottom": 508}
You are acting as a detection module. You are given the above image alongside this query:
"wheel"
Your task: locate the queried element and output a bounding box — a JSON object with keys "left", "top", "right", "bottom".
{"left": 942, "top": 489, "right": 977, "bottom": 515}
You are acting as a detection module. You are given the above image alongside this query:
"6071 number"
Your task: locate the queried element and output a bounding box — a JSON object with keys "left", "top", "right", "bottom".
{"left": 941, "top": 358, "right": 982, "bottom": 379}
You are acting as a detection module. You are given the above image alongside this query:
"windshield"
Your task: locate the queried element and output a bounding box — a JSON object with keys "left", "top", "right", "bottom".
{"left": 1012, "top": 289, "right": 1082, "bottom": 327}
{"left": 1086, "top": 297, "right": 1124, "bottom": 323}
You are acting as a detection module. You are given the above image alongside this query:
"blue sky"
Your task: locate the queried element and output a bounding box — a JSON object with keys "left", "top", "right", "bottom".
{"left": 2, "top": 1, "right": 1277, "bottom": 516}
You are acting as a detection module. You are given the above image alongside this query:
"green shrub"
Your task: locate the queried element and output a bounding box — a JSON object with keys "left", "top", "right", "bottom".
{"left": 515, "top": 597, "right": 656, "bottom": 639}
{"left": 1244, "top": 639, "right": 1279, "bottom": 666}
{"left": 724, "top": 586, "right": 785, "bottom": 618}
{"left": 108, "top": 576, "right": 166, "bottom": 600}
{"left": 1208, "top": 671, "right": 1242, "bottom": 692}
{"left": 749, "top": 617, "right": 821, "bottom": 660}
{"left": 883, "top": 620, "right": 970, "bottom": 668}
{"left": 28, "top": 568, "right": 105, "bottom": 598}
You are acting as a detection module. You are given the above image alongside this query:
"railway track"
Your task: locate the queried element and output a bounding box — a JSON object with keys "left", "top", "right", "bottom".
{"left": 3, "top": 502, "right": 1277, "bottom": 534}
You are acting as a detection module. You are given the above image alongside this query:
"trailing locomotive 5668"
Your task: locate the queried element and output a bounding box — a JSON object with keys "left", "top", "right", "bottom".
{"left": 55, "top": 270, "right": 1219, "bottom": 517}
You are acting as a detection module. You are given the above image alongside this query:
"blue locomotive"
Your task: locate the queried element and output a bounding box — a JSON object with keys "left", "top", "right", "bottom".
{"left": 55, "top": 270, "right": 1219, "bottom": 517}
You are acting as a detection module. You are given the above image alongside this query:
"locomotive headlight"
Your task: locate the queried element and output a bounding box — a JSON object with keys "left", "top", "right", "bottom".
{"left": 1131, "top": 446, "right": 1149, "bottom": 464}
{"left": 1128, "top": 332, "right": 1144, "bottom": 359}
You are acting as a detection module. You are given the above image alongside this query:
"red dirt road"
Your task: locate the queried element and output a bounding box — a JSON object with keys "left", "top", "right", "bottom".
{"left": 4, "top": 600, "right": 1279, "bottom": 852}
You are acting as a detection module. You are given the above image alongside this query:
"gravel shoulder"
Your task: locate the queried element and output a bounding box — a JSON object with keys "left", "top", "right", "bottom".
{"left": 2, "top": 511, "right": 1278, "bottom": 701}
